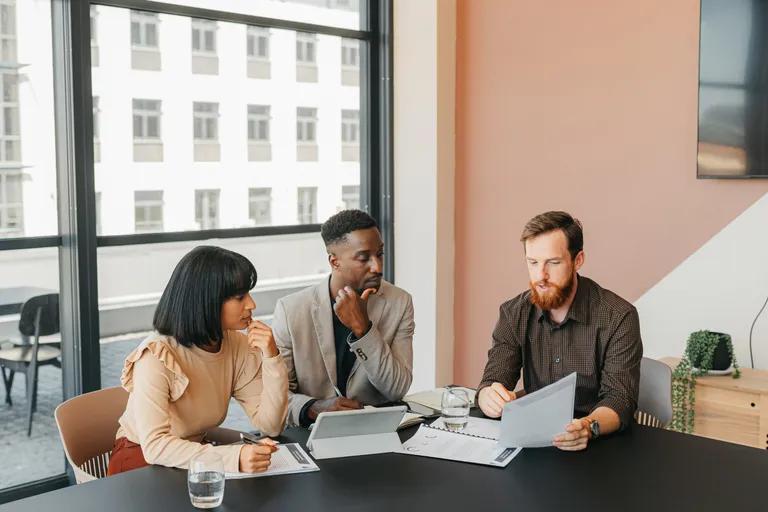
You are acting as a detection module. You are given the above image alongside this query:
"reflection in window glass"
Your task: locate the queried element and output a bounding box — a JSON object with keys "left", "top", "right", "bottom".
{"left": 92, "top": 6, "right": 362, "bottom": 235}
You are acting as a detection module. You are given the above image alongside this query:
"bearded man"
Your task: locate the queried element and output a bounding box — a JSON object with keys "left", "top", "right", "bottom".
{"left": 476, "top": 211, "right": 643, "bottom": 451}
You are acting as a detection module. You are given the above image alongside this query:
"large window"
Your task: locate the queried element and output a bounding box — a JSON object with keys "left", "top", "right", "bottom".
{"left": 0, "top": 0, "right": 390, "bottom": 501}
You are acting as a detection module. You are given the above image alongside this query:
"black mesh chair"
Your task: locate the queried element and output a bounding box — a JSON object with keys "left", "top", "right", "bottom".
{"left": 0, "top": 293, "right": 61, "bottom": 436}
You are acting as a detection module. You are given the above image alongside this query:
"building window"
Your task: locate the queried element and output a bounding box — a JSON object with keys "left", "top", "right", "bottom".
{"left": 341, "top": 38, "right": 358, "bottom": 67}
{"left": 90, "top": 5, "right": 99, "bottom": 66}
{"left": 297, "top": 186, "right": 317, "bottom": 224}
{"left": 191, "top": 18, "right": 218, "bottom": 74}
{"left": 341, "top": 38, "right": 359, "bottom": 86}
{"left": 248, "top": 105, "right": 271, "bottom": 161}
{"left": 131, "top": 11, "right": 158, "bottom": 48}
{"left": 0, "top": 0, "right": 17, "bottom": 63}
{"left": 134, "top": 190, "right": 164, "bottom": 233}
{"left": 297, "top": 107, "right": 317, "bottom": 143}
{"left": 247, "top": 26, "right": 269, "bottom": 60}
{"left": 296, "top": 107, "right": 318, "bottom": 161}
{"left": 0, "top": 71, "right": 20, "bottom": 162}
{"left": 193, "top": 102, "right": 219, "bottom": 161}
{"left": 195, "top": 189, "right": 220, "bottom": 230}
{"left": 248, "top": 105, "right": 270, "bottom": 142}
{"left": 296, "top": 32, "right": 316, "bottom": 64}
{"left": 93, "top": 96, "right": 100, "bottom": 162}
{"left": 193, "top": 102, "right": 218, "bottom": 140}
{"left": 191, "top": 18, "right": 216, "bottom": 54}
{"left": 296, "top": 32, "right": 318, "bottom": 82}
{"left": 0, "top": 170, "right": 22, "bottom": 235}
{"left": 133, "top": 99, "right": 162, "bottom": 161}
{"left": 342, "top": 185, "right": 359, "bottom": 210}
{"left": 248, "top": 188, "right": 271, "bottom": 226}
{"left": 246, "top": 26, "right": 270, "bottom": 78}
{"left": 131, "top": 10, "right": 161, "bottom": 70}
{"left": 133, "top": 99, "right": 161, "bottom": 141}
{"left": 341, "top": 109, "right": 359, "bottom": 161}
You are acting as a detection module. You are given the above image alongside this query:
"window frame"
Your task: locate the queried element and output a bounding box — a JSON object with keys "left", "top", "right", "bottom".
{"left": 0, "top": 0, "right": 393, "bottom": 501}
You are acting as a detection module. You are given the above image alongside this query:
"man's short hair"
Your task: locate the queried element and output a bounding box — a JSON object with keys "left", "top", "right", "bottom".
{"left": 321, "top": 209, "right": 378, "bottom": 247}
{"left": 153, "top": 245, "right": 257, "bottom": 348}
{"left": 520, "top": 211, "right": 583, "bottom": 260}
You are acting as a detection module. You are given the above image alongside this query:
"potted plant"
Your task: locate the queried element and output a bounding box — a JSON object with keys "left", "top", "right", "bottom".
{"left": 670, "top": 330, "right": 741, "bottom": 434}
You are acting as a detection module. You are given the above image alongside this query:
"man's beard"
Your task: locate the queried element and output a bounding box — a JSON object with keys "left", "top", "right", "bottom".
{"left": 529, "top": 273, "right": 575, "bottom": 310}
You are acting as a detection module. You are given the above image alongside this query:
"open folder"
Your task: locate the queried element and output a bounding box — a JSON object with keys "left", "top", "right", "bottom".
{"left": 499, "top": 372, "right": 577, "bottom": 448}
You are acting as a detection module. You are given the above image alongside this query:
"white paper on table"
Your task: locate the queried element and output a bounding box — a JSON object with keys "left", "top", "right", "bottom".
{"left": 225, "top": 443, "right": 319, "bottom": 479}
{"left": 499, "top": 372, "right": 577, "bottom": 448}
{"left": 401, "top": 424, "right": 521, "bottom": 467}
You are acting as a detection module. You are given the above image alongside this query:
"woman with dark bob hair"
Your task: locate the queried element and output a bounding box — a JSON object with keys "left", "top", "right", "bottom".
{"left": 107, "top": 246, "right": 288, "bottom": 476}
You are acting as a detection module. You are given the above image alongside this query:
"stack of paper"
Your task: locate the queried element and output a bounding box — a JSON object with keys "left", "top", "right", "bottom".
{"left": 401, "top": 423, "right": 520, "bottom": 467}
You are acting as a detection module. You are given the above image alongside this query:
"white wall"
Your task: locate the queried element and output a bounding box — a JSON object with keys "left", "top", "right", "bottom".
{"left": 636, "top": 192, "right": 768, "bottom": 370}
{"left": 393, "top": 0, "right": 456, "bottom": 392}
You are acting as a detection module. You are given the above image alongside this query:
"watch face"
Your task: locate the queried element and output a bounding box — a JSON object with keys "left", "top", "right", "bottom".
{"left": 590, "top": 420, "right": 600, "bottom": 438}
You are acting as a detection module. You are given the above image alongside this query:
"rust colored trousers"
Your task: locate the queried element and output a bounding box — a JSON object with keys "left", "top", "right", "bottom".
{"left": 107, "top": 437, "right": 149, "bottom": 476}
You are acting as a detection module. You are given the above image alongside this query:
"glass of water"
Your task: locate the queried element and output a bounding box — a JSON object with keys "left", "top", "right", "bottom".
{"left": 441, "top": 388, "right": 470, "bottom": 432}
{"left": 188, "top": 452, "right": 225, "bottom": 509}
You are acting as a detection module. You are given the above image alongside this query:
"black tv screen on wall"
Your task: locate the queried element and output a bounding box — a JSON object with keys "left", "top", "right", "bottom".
{"left": 699, "top": 0, "right": 768, "bottom": 178}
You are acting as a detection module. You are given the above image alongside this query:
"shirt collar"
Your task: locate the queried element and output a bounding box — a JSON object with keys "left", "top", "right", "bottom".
{"left": 534, "top": 274, "right": 589, "bottom": 325}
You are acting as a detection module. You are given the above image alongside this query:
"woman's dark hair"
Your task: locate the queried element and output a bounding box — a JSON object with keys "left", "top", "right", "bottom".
{"left": 153, "top": 246, "right": 257, "bottom": 348}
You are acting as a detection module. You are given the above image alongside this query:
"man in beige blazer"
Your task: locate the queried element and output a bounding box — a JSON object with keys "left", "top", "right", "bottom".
{"left": 272, "top": 209, "right": 415, "bottom": 427}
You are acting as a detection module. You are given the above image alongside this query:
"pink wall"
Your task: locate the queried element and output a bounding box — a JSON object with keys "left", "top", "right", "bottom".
{"left": 454, "top": 0, "right": 768, "bottom": 385}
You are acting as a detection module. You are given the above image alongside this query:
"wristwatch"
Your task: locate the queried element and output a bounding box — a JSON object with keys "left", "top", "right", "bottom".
{"left": 586, "top": 418, "right": 600, "bottom": 440}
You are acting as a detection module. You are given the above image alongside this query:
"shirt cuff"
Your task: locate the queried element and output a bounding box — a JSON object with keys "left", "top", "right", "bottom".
{"left": 593, "top": 396, "right": 634, "bottom": 431}
{"left": 299, "top": 399, "right": 318, "bottom": 428}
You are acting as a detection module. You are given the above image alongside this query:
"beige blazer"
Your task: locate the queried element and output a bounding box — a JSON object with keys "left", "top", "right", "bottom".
{"left": 272, "top": 277, "right": 415, "bottom": 426}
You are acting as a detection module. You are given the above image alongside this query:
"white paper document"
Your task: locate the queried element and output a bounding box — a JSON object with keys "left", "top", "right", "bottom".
{"left": 499, "top": 372, "right": 577, "bottom": 448}
{"left": 401, "top": 424, "right": 521, "bottom": 467}
{"left": 225, "top": 443, "right": 319, "bottom": 479}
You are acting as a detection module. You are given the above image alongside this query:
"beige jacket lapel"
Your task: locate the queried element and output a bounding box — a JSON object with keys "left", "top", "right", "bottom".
{"left": 310, "top": 279, "right": 337, "bottom": 388}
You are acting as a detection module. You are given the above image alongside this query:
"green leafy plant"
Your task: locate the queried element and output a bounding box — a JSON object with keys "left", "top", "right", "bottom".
{"left": 670, "top": 330, "right": 740, "bottom": 434}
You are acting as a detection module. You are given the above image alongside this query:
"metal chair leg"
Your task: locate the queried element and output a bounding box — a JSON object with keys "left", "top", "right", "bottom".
{"left": 26, "top": 368, "right": 34, "bottom": 436}
{"left": 1, "top": 367, "right": 13, "bottom": 406}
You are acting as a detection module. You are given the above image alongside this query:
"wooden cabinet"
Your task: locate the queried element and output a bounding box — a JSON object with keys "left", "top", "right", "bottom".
{"left": 663, "top": 357, "right": 768, "bottom": 450}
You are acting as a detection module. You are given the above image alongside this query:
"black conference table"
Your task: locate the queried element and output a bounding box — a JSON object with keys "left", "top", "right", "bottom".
{"left": 4, "top": 422, "right": 767, "bottom": 512}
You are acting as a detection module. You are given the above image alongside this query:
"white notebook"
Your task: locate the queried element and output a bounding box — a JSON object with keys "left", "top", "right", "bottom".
{"left": 225, "top": 443, "right": 319, "bottom": 479}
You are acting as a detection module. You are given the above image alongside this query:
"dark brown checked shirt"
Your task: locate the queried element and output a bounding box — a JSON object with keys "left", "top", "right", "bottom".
{"left": 478, "top": 275, "right": 643, "bottom": 429}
